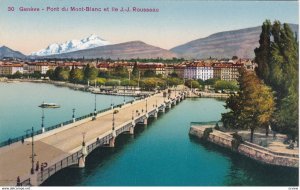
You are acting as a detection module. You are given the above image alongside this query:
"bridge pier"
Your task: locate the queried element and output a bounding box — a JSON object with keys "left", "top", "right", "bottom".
{"left": 129, "top": 126, "right": 134, "bottom": 135}
{"left": 73, "top": 118, "right": 76, "bottom": 123}
{"left": 168, "top": 104, "right": 171, "bottom": 109}
{"left": 78, "top": 142, "right": 87, "bottom": 168}
{"left": 154, "top": 111, "right": 158, "bottom": 119}
{"left": 109, "top": 130, "right": 117, "bottom": 147}
{"left": 109, "top": 137, "right": 116, "bottom": 147}
{"left": 143, "top": 118, "right": 148, "bottom": 125}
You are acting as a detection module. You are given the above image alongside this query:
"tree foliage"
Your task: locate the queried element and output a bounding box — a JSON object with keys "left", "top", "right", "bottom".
{"left": 254, "top": 20, "right": 298, "bottom": 140}
{"left": 222, "top": 69, "right": 275, "bottom": 142}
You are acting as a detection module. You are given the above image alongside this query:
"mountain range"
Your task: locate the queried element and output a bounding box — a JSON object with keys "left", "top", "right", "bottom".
{"left": 1, "top": 24, "right": 298, "bottom": 60}
{"left": 0, "top": 46, "right": 27, "bottom": 59}
{"left": 39, "top": 41, "right": 177, "bottom": 59}
{"left": 31, "top": 34, "right": 111, "bottom": 56}
{"left": 171, "top": 24, "right": 298, "bottom": 59}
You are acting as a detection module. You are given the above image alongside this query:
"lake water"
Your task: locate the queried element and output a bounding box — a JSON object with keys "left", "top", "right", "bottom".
{"left": 0, "top": 82, "right": 298, "bottom": 186}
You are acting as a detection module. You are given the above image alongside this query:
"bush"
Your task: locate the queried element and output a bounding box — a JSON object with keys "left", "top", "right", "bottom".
{"left": 214, "top": 123, "right": 220, "bottom": 130}
{"left": 231, "top": 132, "right": 243, "bottom": 151}
{"left": 202, "top": 128, "right": 213, "bottom": 140}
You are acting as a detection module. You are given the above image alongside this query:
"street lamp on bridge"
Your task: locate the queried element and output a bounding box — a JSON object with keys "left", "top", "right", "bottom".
{"left": 94, "top": 94, "right": 97, "bottom": 117}
{"left": 41, "top": 108, "right": 45, "bottom": 133}
{"left": 29, "top": 127, "right": 37, "bottom": 175}
{"left": 72, "top": 108, "right": 76, "bottom": 122}
{"left": 146, "top": 99, "right": 148, "bottom": 112}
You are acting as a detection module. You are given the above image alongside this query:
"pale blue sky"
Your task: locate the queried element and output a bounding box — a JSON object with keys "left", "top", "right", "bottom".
{"left": 0, "top": 0, "right": 298, "bottom": 55}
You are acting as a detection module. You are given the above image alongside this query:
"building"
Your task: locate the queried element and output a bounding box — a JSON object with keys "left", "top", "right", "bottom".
{"left": 24, "top": 62, "right": 54, "bottom": 74}
{"left": 173, "top": 65, "right": 185, "bottom": 78}
{"left": 213, "top": 63, "right": 243, "bottom": 81}
{"left": 138, "top": 63, "right": 165, "bottom": 76}
{"left": 184, "top": 61, "right": 214, "bottom": 80}
{"left": 0, "top": 64, "right": 24, "bottom": 75}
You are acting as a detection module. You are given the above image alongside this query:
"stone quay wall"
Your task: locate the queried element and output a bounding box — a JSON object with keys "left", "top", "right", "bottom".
{"left": 189, "top": 126, "right": 299, "bottom": 168}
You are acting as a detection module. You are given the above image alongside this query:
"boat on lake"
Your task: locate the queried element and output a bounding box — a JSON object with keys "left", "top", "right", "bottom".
{"left": 39, "top": 102, "right": 60, "bottom": 108}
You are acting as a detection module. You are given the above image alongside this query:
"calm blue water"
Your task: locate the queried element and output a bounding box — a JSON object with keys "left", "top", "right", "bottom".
{"left": 0, "top": 82, "right": 132, "bottom": 142}
{"left": 0, "top": 82, "right": 298, "bottom": 186}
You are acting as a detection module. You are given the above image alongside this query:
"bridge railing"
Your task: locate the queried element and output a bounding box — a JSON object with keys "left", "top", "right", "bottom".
{"left": 18, "top": 178, "right": 31, "bottom": 186}
{"left": 37, "top": 150, "right": 82, "bottom": 185}
{"left": 190, "top": 121, "right": 222, "bottom": 126}
{"left": 37, "top": 133, "right": 113, "bottom": 185}
{"left": 0, "top": 98, "right": 137, "bottom": 148}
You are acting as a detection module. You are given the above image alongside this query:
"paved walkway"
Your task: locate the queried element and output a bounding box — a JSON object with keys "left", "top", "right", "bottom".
{"left": 0, "top": 91, "right": 179, "bottom": 186}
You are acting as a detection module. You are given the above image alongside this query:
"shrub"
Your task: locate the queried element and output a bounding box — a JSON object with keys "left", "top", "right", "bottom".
{"left": 231, "top": 132, "right": 243, "bottom": 151}
{"left": 202, "top": 128, "right": 213, "bottom": 140}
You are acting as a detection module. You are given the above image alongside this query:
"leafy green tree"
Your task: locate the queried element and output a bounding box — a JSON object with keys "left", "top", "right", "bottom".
{"left": 72, "top": 68, "right": 84, "bottom": 83}
{"left": 113, "top": 65, "right": 128, "bottom": 78}
{"left": 169, "top": 72, "right": 178, "bottom": 78}
{"left": 214, "top": 80, "right": 239, "bottom": 91}
{"left": 121, "top": 79, "right": 137, "bottom": 86}
{"left": 46, "top": 69, "right": 54, "bottom": 79}
{"left": 185, "top": 80, "right": 200, "bottom": 89}
{"left": 58, "top": 69, "right": 69, "bottom": 81}
{"left": 31, "top": 71, "right": 42, "bottom": 79}
{"left": 254, "top": 20, "right": 272, "bottom": 83}
{"left": 204, "top": 78, "right": 218, "bottom": 86}
{"left": 254, "top": 20, "right": 298, "bottom": 140}
{"left": 12, "top": 71, "right": 22, "bottom": 79}
{"left": 143, "top": 70, "right": 156, "bottom": 77}
{"left": 84, "top": 64, "right": 98, "bottom": 81}
{"left": 105, "top": 79, "right": 120, "bottom": 86}
{"left": 132, "top": 62, "right": 139, "bottom": 77}
{"left": 54, "top": 67, "right": 63, "bottom": 80}
{"left": 167, "top": 78, "right": 183, "bottom": 87}
{"left": 222, "top": 69, "right": 275, "bottom": 142}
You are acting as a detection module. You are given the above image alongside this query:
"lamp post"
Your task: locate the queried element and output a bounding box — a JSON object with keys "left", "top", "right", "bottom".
{"left": 146, "top": 99, "right": 148, "bottom": 112}
{"left": 41, "top": 108, "right": 45, "bottom": 133}
{"left": 132, "top": 110, "right": 134, "bottom": 120}
{"left": 112, "top": 110, "right": 115, "bottom": 131}
{"left": 123, "top": 85, "right": 126, "bottom": 104}
{"left": 30, "top": 127, "right": 36, "bottom": 174}
{"left": 72, "top": 108, "right": 76, "bottom": 122}
{"left": 82, "top": 132, "right": 86, "bottom": 146}
{"left": 94, "top": 94, "right": 97, "bottom": 116}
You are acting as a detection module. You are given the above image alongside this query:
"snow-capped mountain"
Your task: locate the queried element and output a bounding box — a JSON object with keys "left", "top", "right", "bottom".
{"left": 31, "top": 34, "right": 110, "bottom": 56}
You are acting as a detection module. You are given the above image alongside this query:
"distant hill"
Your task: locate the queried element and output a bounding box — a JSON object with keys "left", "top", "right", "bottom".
{"left": 0, "top": 46, "right": 27, "bottom": 59}
{"left": 171, "top": 24, "right": 299, "bottom": 59}
{"left": 38, "top": 41, "right": 178, "bottom": 59}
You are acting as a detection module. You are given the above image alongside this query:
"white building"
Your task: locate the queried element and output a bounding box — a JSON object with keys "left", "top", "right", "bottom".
{"left": 184, "top": 62, "right": 214, "bottom": 80}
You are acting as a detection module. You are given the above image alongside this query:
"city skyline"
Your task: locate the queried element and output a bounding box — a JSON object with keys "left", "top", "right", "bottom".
{"left": 0, "top": 0, "right": 298, "bottom": 55}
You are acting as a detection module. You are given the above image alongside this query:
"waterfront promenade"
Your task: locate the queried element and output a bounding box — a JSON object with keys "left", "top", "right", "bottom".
{"left": 0, "top": 90, "right": 186, "bottom": 186}
{"left": 189, "top": 125, "right": 299, "bottom": 168}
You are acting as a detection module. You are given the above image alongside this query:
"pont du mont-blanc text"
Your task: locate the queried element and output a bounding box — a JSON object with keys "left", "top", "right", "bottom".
{"left": 10, "top": 6, "right": 159, "bottom": 12}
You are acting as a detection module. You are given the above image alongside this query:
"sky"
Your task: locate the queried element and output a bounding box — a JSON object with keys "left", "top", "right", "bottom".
{"left": 0, "top": 0, "right": 298, "bottom": 55}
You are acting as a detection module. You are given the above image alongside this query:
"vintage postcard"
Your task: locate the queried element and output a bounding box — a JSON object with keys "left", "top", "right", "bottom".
{"left": 0, "top": 0, "right": 298, "bottom": 189}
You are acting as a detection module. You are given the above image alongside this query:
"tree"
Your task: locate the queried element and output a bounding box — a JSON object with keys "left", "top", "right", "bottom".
{"left": 54, "top": 67, "right": 63, "bottom": 80}
{"left": 84, "top": 64, "right": 98, "bottom": 81}
{"left": 12, "top": 71, "right": 22, "bottom": 79}
{"left": 132, "top": 62, "right": 139, "bottom": 77}
{"left": 46, "top": 69, "right": 54, "bottom": 80}
{"left": 222, "top": 69, "right": 275, "bottom": 142}
{"left": 214, "top": 80, "right": 239, "bottom": 91}
{"left": 143, "top": 70, "right": 156, "bottom": 78}
{"left": 254, "top": 20, "right": 272, "bottom": 83}
{"left": 184, "top": 80, "right": 200, "bottom": 89}
{"left": 113, "top": 65, "right": 128, "bottom": 78}
{"left": 72, "top": 68, "right": 84, "bottom": 83}
{"left": 254, "top": 20, "right": 298, "bottom": 141}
